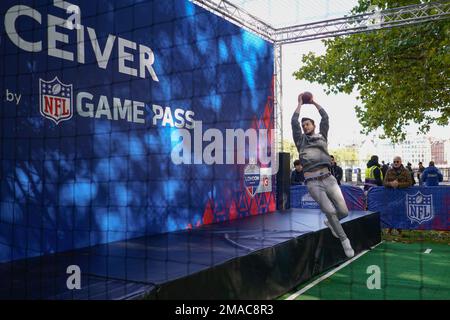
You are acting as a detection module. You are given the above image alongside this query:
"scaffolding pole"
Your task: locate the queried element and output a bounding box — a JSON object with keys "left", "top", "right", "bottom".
{"left": 273, "top": 44, "right": 283, "bottom": 152}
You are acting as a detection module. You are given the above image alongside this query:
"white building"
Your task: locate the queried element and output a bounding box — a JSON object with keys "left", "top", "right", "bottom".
{"left": 445, "top": 140, "right": 450, "bottom": 165}
{"left": 333, "top": 133, "right": 449, "bottom": 172}
{"left": 370, "top": 133, "right": 432, "bottom": 168}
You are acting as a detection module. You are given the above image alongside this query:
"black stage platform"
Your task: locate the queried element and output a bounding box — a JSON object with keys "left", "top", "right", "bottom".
{"left": 0, "top": 209, "right": 380, "bottom": 299}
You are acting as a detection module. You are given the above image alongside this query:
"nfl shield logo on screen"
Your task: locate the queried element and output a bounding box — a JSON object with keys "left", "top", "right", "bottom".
{"left": 39, "top": 77, "right": 73, "bottom": 124}
{"left": 406, "top": 192, "right": 434, "bottom": 224}
{"left": 244, "top": 163, "right": 261, "bottom": 197}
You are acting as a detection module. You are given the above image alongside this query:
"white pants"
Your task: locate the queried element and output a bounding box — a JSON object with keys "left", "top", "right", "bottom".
{"left": 306, "top": 175, "right": 349, "bottom": 241}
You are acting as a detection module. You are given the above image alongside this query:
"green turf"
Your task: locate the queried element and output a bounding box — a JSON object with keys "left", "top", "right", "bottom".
{"left": 278, "top": 242, "right": 450, "bottom": 300}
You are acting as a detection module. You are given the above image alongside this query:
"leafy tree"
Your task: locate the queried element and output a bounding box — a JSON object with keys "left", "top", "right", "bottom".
{"left": 329, "top": 146, "right": 360, "bottom": 168}
{"left": 293, "top": 0, "right": 450, "bottom": 142}
{"left": 282, "top": 139, "right": 299, "bottom": 164}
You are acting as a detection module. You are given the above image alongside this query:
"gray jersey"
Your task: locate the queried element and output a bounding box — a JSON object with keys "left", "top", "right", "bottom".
{"left": 291, "top": 108, "right": 331, "bottom": 173}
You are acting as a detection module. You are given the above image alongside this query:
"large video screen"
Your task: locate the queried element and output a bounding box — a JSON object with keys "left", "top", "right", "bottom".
{"left": 0, "top": 0, "right": 275, "bottom": 262}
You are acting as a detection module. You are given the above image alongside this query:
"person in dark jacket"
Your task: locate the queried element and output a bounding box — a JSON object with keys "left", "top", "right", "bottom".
{"left": 406, "top": 162, "right": 416, "bottom": 185}
{"left": 421, "top": 161, "right": 443, "bottom": 186}
{"left": 417, "top": 162, "right": 426, "bottom": 185}
{"left": 291, "top": 160, "right": 305, "bottom": 185}
{"left": 364, "top": 155, "right": 383, "bottom": 191}
{"left": 330, "top": 155, "right": 343, "bottom": 185}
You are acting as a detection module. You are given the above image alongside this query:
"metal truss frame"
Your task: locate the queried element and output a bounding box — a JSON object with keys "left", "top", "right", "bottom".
{"left": 273, "top": 44, "right": 283, "bottom": 153}
{"left": 191, "top": 0, "right": 274, "bottom": 42}
{"left": 274, "top": 1, "right": 450, "bottom": 44}
{"left": 191, "top": 0, "right": 450, "bottom": 151}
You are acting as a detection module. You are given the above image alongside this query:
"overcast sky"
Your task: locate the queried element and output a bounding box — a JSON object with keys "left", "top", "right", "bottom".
{"left": 232, "top": 0, "right": 359, "bottom": 28}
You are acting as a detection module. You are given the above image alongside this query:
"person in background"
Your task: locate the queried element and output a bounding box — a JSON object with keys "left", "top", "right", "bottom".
{"left": 406, "top": 162, "right": 416, "bottom": 185}
{"left": 365, "top": 155, "right": 383, "bottom": 191}
{"left": 421, "top": 161, "right": 443, "bottom": 186}
{"left": 384, "top": 156, "right": 412, "bottom": 189}
{"left": 292, "top": 92, "right": 354, "bottom": 258}
{"left": 330, "top": 155, "right": 343, "bottom": 185}
{"left": 417, "top": 162, "right": 426, "bottom": 185}
{"left": 291, "top": 160, "right": 305, "bottom": 185}
{"left": 381, "top": 160, "right": 389, "bottom": 178}
{"left": 383, "top": 156, "right": 412, "bottom": 235}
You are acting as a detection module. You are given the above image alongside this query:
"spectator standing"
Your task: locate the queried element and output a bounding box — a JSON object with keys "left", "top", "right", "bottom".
{"left": 383, "top": 156, "right": 412, "bottom": 235}
{"left": 421, "top": 161, "right": 443, "bottom": 186}
{"left": 365, "top": 155, "right": 383, "bottom": 191}
{"left": 330, "top": 155, "right": 343, "bottom": 185}
{"left": 384, "top": 156, "right": 412, "bottom": 189}
{"left": 417, "top": 162, "right": 426, "bottom": 185}
{"left": 406, "top": 162, "right": 416, "bottom": 185}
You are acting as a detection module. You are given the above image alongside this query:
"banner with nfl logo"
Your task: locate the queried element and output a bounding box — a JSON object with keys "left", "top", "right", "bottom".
{"left": 291, "top": 185, "right": 366, "bottom": 211}
{"left": 367, "top": 187, "right": 449, "bottom": 231}
{"left": 0, "top": 0, "right": 275, "bottom": 263}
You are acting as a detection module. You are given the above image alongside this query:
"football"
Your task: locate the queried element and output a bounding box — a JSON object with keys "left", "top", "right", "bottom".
{"left": 302, "top": 91, "right": 313, "bottom": 104}
{"left": 52, "top": 84, "right": 61, "bottom": 95}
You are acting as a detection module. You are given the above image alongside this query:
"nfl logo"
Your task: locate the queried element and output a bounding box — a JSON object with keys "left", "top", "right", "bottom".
{"left": 244, "top": 163, "right": 261, "bottom": 198}
{"left": 39, "top": 77, "right": 73, "bottom": 124}
{"left": 406, "top": 192, "right": 434, "bottom": 224}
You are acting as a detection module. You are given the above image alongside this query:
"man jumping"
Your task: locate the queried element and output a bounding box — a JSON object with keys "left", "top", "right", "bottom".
{"left": 291, "top": 93, "right": 354, "bottom": 258}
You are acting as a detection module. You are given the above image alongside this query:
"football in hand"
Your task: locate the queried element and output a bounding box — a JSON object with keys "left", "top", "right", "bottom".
{"left": 302, "top": 91, "right": 313, "bottom": 104}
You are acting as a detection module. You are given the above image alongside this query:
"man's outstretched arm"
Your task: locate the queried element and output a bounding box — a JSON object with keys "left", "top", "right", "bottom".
{"left": 291, "top": 94, "right": 303, "bottom": 144}
{"left": 312, "top": 100, "right": 329, "bottom": 141}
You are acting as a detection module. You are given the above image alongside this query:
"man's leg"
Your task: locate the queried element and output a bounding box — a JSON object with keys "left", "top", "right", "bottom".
{"left": 324, "top": 175, "right": 349, "bottom": 220}
{"left": 307, "top": 179, "right": 348, "bottom": 242}
{"left": 307, "top": 177, "right": 354, "bottom": 258}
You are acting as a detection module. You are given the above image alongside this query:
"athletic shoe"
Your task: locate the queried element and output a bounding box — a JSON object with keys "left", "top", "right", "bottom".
{"left": 341, "top": 238, "right": 354, "bottom": 258}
